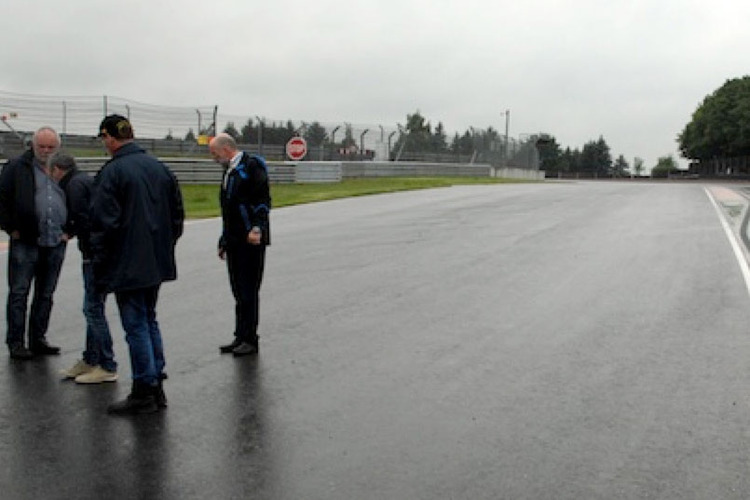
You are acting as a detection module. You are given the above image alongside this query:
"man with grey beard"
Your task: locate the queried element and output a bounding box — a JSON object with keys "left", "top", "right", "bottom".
{"left": 0, "top": 127, "right": 66, "bottom": 360}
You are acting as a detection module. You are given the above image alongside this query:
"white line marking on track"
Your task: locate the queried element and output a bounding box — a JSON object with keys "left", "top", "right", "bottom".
{"left": 705, "top": 187, "right": 750, "bottom": 299}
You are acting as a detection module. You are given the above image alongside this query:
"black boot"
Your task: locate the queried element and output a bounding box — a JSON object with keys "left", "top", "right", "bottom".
{"left": 155, "top": 374, "right": 168, "bottom": 409}
{"left": 107, "top": 381, "right": 158, "bottom": 415}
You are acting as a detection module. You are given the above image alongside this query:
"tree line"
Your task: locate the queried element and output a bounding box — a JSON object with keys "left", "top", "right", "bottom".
{"left": 178, "top": 108, "right": 693, "bottom": 176}
{"left": 204, "top": 73, "right": 750, "bottom": 174}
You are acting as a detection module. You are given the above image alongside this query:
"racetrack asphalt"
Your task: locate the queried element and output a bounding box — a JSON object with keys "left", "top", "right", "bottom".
{"left": 3, "top": 180, "right": 750, "bottom": 499}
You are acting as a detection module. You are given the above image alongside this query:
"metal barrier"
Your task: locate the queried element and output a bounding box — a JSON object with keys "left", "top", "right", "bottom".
{"left": 71, "top": 158, "right": 544, "bottom": 184}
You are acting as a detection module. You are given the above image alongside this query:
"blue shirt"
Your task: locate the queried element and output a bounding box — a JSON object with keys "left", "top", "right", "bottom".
{"left": 33, "top": 160, "right": 66, "bottom": 247}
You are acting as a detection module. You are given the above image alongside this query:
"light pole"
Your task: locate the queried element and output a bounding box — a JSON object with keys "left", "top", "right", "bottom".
{"left": 195, "top": 109, "right": 202, "bottom": 138}
{"left": 360, "top": 129, "right": 369, "bottom": 160}
{"left": 503, "top": 109, "right": 510, "bottom": 164}
{"left": 330, "top": 125, "right": 341, "bottom": 160}
{"left": 331, "top": 125, "right": 341, "bottom": 145}
{"left": 255, "top": 115, "right": 263, "bottom": 155}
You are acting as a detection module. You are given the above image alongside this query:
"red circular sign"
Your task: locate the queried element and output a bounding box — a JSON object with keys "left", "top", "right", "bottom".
{"left": 286, "top": 137, "right": 308, "bottom": 161}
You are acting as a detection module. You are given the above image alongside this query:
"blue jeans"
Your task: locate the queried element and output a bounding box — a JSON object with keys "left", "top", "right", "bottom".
{"left": 81, "top": 261, "right": 116, "bottom": 372}
{"left": 6, "top": 239, "right": 66, "bottom": 348}
{"left": 115, "top": 286, "right": 164, "bottom": 386}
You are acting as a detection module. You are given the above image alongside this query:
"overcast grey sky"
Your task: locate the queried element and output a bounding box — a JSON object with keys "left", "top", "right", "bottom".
{"left": 1, "top": 0, "right": 748, "bottom": 169}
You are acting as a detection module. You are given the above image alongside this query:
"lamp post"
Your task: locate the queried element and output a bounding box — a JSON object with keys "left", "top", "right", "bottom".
{"left": 255, "top": 115, "right": 263, "bottom": 155}
{"left": 360, "top": 129, "right": 369, "bottom": 160}
{"left": 195, "top": 109, "right": 202, "bottom": 137}
{"left": 330, "top": 125, "right": 341, "bottom": 160}
{"left": 503, "top": 109, "right": 510, "bottom": 164}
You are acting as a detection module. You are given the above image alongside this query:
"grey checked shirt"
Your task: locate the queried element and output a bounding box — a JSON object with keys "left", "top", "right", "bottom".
{"left": 33, "top": 160, "right": 67, "bottom": 247}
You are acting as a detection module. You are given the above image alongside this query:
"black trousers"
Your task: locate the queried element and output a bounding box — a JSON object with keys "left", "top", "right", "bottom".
{"left": 226, "top": 242, "right": 266, "bottom": 344}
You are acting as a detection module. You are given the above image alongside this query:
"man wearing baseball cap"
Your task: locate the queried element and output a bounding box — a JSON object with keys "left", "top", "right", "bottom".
{"left": 91, "top": 114, "right": 184, "bottom": 414}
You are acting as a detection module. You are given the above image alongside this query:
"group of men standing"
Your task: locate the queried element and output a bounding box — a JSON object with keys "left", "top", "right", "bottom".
{"left": 0, "top": 117, "right": 270, "bottom": 415}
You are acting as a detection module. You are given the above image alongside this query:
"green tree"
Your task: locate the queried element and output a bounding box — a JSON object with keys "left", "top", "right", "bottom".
{"left": 185, "top": 128, "right": 196, "bottom": 142}
{"left": 633, "top": 157, "right": 645, "bottom": 177}
{"left": 679, "top": 76, "right": 750, "bottom": 160}
{"left": 560, "top": 147, "right": 581, "bottom": 173}
{"left": 240, "top": 118, "right": 259, "bottom": 144}
{"left": 651, "top": 155, "right": 680, "bottom": 178}
{"left": 392, "top": 111, "right": 433, "bottom": 154}
{"left": 450, "top": 131, "right": 473, "bottom": 156}
{"left": 341, "top": 124, "right": 356, "bottom": 150}
{"left": 431, "top": 122, "right": 448, "bottom": 153}
{"left": 223, "top": 122, "right": 240, "bottom": 140}
{"left": 612, "top": 155, "right": 629, "bottom": 177}
{"left": 579, "top": 136, "right": 612, "bottom": 176}
{"left": 303, "top": 121, "right": 328, "bottom": 147}
{"left": 261, "top": 121, "right": 296, "bottom": 145}
{"left": 537, "top": 136, "right": 562, "bottom": 174}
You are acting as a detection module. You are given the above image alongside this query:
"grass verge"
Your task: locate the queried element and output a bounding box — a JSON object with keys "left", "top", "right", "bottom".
{"left": 181, "top": 177, "right": 532, "bottom": 219}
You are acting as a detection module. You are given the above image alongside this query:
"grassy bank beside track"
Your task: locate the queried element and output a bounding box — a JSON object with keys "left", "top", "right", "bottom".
{"left": 182, "top": 177, "right": 533, "bottom": 218}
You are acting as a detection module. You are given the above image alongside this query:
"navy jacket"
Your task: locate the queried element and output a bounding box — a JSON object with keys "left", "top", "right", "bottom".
{"left": 59, "top": 167, "right": 94, "bottom": 258}
{"left": 219, "top": 152, "right": 271, "bottom": 248}
{"left": 90, "top": 142, "right": 184, "bottom": 292}
{"left": 0, "top": 150, "right": 39, "bottom": 244}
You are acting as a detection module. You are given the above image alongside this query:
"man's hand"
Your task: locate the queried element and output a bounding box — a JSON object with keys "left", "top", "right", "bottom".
{"left": 247, "top": 227, "right": 262, "bottom": 245}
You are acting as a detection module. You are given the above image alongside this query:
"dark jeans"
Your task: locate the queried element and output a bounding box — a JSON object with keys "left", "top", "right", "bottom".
{"left": 226, "top": 243, "right": 265, "bottom": 344}
{"left": 6, "top": 239, "right": 66, "bottom": 349}
{"left": 115, "top": 286, "right": 164, "bottom": 386}
{"left": 82, "top": 261, "right": 116, "bottom": 372}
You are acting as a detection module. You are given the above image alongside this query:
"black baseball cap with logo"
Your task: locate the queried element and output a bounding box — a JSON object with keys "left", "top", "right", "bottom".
{"left": 97, "top": 114, "right": 134, "bottom": 139}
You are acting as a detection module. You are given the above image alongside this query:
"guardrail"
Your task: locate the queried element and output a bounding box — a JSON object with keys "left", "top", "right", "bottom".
{"left": 74, "top": 158, "right": 544, "bottom": 184}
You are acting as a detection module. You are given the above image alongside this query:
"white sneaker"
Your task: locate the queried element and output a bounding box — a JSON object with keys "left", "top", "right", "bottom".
{"left": 75, "top": 366, "right": 118, "bottom": 384}
{"left": 60, "top": 360, "right": 95, "bottom": 379}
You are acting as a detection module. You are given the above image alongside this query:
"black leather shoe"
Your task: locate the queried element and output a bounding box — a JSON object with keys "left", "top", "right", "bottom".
{"left": 30, "top": 340, "right": 61, "bottom": 356}
{"left": 9, "top": 345, "right": 33, "bottom": 360}
{"left": 219, "top": 339, "right": 242, "bottom": 354}
{"left": 232, "top": 342, "right": 258, "bottom": 357}
{"left": 108, "top": 382, "right": 158, "bottom": 415}
{"left": 155, "top": 382, "right": 168, "bottom": 409}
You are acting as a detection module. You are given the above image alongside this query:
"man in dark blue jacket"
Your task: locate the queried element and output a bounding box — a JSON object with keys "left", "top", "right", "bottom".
{"left": 50, "top": 152, "right": 118, "bottom": 384}
{"left": 209, "top": 133, "right": 271, "bottom": 357}
{"left": 91, "top": 115, "right": 184, "bottom": 414}
{"left": 0, "top": 127, "right": 65, "bottom": 360}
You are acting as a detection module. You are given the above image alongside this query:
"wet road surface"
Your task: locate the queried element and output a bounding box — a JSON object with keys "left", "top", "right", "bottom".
{"left": 3, "top": 181, "right": 750, "bottom": 499}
